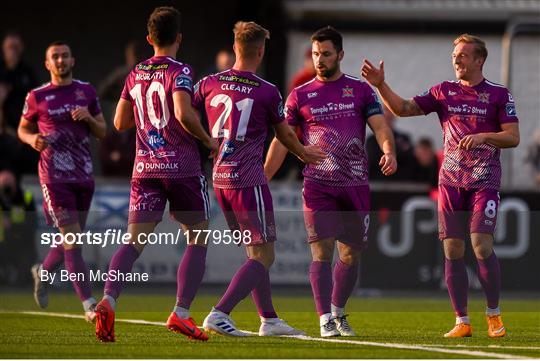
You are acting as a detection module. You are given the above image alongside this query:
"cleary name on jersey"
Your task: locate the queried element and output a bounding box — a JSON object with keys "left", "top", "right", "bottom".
{"left": 193, "top": 69, "right": 284, "bottom": 189}
{"left": 414, "top": 79, "right": 518, "bottom": 190}
{"left": 121, "top": 56, "right": 202, "bottom": 179}
{"left": 286, "top": 74, "right": 383, "bottom": 187}
{"left": 23, "top": 80, "right": 101, "bottom": 183}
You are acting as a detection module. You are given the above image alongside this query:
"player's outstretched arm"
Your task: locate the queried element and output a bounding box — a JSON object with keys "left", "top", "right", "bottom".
{"left": 18, "top": 117, "right": 48, "bottom": 152}
{"left": 367, "top": 114, "right": 397, "bottom": 176}
{"left": 114, "top": 98, "right": 136, "bottom": 131}
{"left": 272, "top": 121, "right": 325, "bottom": 164}
{"left": 173, "top": 91, "right": 218, "bottom": 157}
{"left": 459, "top": 123, "right": 520, "bottom": 150}
{"left": 361, "top": 59, "right": 424, "bottom": 117}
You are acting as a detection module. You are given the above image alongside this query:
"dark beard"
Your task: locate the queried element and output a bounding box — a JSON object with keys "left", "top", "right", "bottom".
{"left": 55, "top": 65, "right": 73, "bottom": 79}
{"left": 58, "top": 70, "right": 72, "bottom": 79}
{"left": 317, "top": 65, "right": 337, "bottom": 79}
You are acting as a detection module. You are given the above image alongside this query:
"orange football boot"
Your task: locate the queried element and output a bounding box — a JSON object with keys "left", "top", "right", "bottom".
{"left": 95, "top": 299, "right": 115, "bottom": 342}
{"left": 443, "top": 322, "right": 472, "bottom": 338}
{"left": 486, "top": 315, "right": 506, "bottom": 338}
{"left": 166, "top": 312, "right": 209, "bottom": 341}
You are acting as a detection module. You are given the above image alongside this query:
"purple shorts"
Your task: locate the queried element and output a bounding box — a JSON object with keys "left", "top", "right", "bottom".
{"left": 438, "top": 184, "right": 499, "bottom": 240}
{"left": 128, "top": 176, "right": 210, "bottom": 226}
{"left": 41, "top": 181, "right": 94, "bottom": 229}
{"left": 214, "top": 184, "right": 276, "bottom": 245}
{"left": 302, "top": 179, "right": 370, "bottom": 250}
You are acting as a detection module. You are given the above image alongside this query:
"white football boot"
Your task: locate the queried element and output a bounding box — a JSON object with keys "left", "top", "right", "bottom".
{"left": 83, "top": 298, "right": 97, "bottom": 323}
{"left": 31, "top": 264, "right": 48, "bottom": 309}
{"left": 259, "top": 318, "right": 306, "bottom": 336}
{"left": 320, "top": 313, "right": 340, "bottom": 337}
{"left": 335, "top": 314, "right": 356, "bottom": 336}
{"left": 203, "top": 307, "right": 249, "bottom": 337}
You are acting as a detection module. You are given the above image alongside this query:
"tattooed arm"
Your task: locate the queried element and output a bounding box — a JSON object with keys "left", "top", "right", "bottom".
{"left": 362, "top": 59, "right": 424, "bottom": 117}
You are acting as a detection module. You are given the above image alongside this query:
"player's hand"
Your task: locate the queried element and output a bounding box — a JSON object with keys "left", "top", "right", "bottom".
{"left": 379, "top": 152, "right": 397, "bottom": 176}
{"left": 71, "top": 106, "right": 92, "bottom": 122}
{"left": 31, "top": 133, "right": 48, "bottom": 152}
{"left": 204, "top": 138, "right": 219, "bottom": 158}
{"left": 459, "top": 133, "right": 485, "bottom": 150}
{"left": 361, "top": 59, "right": 385, "bottom": 87}
{"left": 300, "top": 145, "right": 326, "bottom": 164}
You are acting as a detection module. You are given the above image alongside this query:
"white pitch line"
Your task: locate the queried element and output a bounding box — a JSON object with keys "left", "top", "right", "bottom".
{"left": 417, "top": 344, "right": 540, "bottom": 351}
{"left": 6, "top": 311, "right": 535, "bottom": 359}
{"left": 19, "top": 311, "right": 165, "bottom": 326}
{"left": 283, "top": 336, "right": 534, "bottom": 359}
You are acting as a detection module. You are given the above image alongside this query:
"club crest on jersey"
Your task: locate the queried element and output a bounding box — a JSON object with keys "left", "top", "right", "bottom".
{"left": 342, "top": 86, "right": 354, "bottom": 98}
{"left": 478, "top": 92, "right": 490, "bottom": 104}
{"left": 147, "top": 130, "right": 166, "bottom": 150}
{"left": 75, "top": 89, "right": 86, "bottom": 101}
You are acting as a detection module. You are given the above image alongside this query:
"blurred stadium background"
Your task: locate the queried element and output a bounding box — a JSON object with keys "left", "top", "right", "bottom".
{"left": 1, "top": 0, "right": 539, "bottom": 295}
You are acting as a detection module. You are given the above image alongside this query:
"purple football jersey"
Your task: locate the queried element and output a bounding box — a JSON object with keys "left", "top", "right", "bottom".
{"left": 286, "top": 74, "right": 382, "bottom": 186}
{"left": 22, "top": 80, "right": 102, "bottom": 183}
{"left": 414, "top": 79, "right": 518, "bottom": 190}
{"left": 193, "top": 69, "right": 284, "bottom": 189}
{"left": 121, "top": 56, "right": 202, "bottom": 179}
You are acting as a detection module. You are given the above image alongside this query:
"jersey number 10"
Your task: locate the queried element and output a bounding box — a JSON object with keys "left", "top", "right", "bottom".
{"left": 129, "top": 82, "right": 169, "bottom": 130}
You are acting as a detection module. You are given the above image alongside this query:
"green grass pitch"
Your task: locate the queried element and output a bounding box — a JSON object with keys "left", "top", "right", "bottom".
{"left": 0, "top": 291, "right": 538, "bottom": 359}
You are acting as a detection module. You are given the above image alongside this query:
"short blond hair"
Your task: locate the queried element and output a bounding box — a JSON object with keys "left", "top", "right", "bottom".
{"left": 453, "top": 33, "right": 488, "bottom": 61}
{"left": 233, "top": 21, "right": 270, "bottom": 59}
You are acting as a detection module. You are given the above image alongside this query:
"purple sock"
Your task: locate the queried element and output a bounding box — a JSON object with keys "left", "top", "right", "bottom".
{"left": 331, "top": 259, "right": 359, "bottom": 308}
{"left": 445, "top": 258, "right": 468, "bottom": 317}
{"left": 215, "top": 259, "right": 266, "bottom": 315}
{"left": 309, "top": 261, "right": 332, "bottom": 316}
{"left": 104, "top": 244, "right": 140, "bottom": 300}
{"left": 42, "top": 244, "right": 64, "bottom": 272}
{"left": 477, "top": 252, "right": 501, "bottom": 309}
{"left": 175, "top": 245, "right": 207, "bottom": 309}
{"left": 251, "top": 270, "right": 278, "bottom": 319}
{"left": 64, "top": 248, "right": 92, "bottom": 301}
